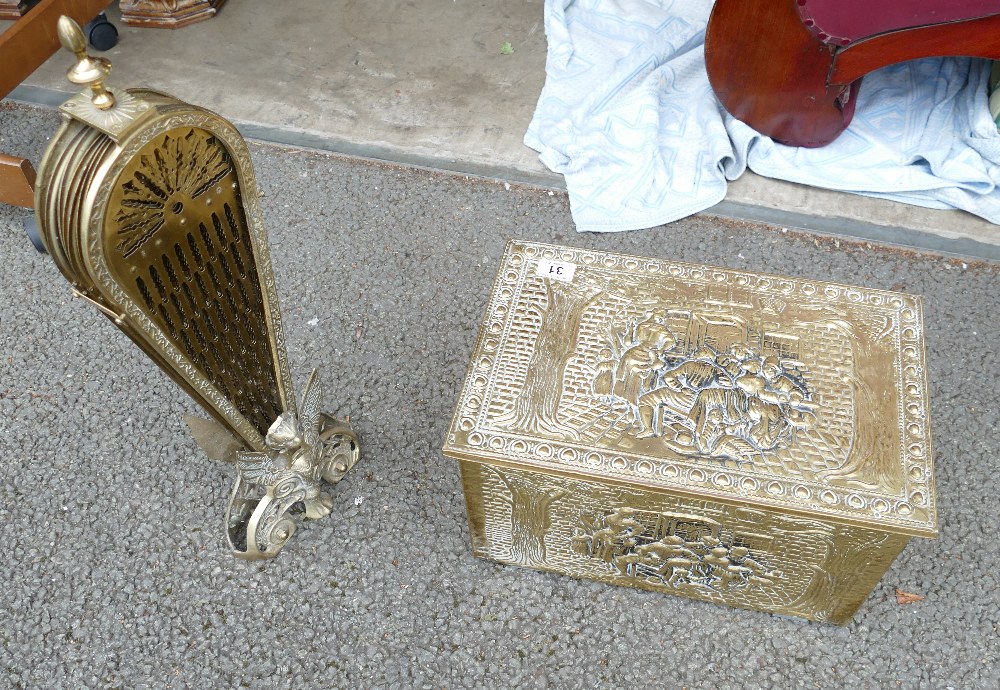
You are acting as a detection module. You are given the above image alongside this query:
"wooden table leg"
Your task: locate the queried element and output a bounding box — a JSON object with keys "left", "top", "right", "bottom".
{"left": 119, "top": 0, "right": 225, "bottom": 29}
{"left": 0, "top": 154, "right": 37, "bottom": 208}
{"left": 0, "top": 0, "right": 112, "bottom": 209}
{"left": 0, "top": 0, "right": 112, "bottom": 100}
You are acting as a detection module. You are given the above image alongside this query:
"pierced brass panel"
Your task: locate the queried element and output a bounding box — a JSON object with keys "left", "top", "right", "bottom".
{"left": 33, "top": 18, "right": 361, "bottom": 559}
{"left": 104, "top": 127, "right": 283, "bottom": 436}
{"left": 37, "top": 101, "right": 292, "bottom": 450}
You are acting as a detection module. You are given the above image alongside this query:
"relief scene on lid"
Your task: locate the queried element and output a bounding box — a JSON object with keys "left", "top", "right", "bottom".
{"left": 480, "top": 248, "right": 916, "bottom": 498}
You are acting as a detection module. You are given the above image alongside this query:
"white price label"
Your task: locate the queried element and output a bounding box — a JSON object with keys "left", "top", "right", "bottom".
{"left": 536, "top": 259, "right": 576, "bottom": 283}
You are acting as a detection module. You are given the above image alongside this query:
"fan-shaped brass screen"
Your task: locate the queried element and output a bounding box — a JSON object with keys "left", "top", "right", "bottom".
{"left": 104, "top": 128, "right": 283, "bottom": 436}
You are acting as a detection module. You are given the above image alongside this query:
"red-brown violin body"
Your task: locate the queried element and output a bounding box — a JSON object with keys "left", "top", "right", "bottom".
{"left": 705, "top": 0, "right": 1000, "bottom": 147}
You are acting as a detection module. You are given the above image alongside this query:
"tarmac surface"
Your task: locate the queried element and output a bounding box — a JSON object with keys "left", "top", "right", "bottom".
{"left": 1, "top": 103, "right": 998, "bottom": 689}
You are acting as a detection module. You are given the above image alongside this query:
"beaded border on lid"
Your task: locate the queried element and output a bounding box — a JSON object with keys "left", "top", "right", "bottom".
{"left": 445, "top": 241, "right": 937, "bottom": 538}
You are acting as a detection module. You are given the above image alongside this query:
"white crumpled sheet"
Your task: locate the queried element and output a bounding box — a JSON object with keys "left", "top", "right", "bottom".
{"left": 525, "top": 0, "right": 1000, "bottom": 232}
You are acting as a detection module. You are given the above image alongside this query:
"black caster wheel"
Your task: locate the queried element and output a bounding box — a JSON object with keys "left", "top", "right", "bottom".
{"left": 85, "top": 12, "right": 119, "bottom": 51}
{"left": 23, "top": 215, "right": 47, "bottom": 255}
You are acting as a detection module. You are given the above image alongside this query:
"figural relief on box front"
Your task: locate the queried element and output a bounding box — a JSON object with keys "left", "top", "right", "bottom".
{"left": 571, "top": 505, "right": 782, "bottom": 593}
{"left": 463, "top": 462, "right": 908, "bottom": 623}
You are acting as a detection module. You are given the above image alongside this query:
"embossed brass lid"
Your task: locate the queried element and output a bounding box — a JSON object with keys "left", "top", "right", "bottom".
{"left": 444, "top": 241, "right": 937, "bottom": 538}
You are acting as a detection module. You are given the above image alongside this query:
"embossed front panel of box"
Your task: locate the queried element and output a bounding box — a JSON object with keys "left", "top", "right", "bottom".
{"left": 444, "top": 241, "right": 937, "bottom": 624}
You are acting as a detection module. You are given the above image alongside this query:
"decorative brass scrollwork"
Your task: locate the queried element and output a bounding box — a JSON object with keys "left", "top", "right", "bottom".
{"left": 35, "top": 18, "right": 360, "bottom": 559}
{"left": 227, "top": 371, "right": 360, "bottom": 559}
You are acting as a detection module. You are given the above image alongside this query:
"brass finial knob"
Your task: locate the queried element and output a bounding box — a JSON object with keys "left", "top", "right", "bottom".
{"left": 57, "top": 16, "right": 115, "bottom": 110}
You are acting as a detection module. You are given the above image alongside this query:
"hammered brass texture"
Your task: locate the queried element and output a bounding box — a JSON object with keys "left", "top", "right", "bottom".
{"left": 444, "top": 240, "right": 936, "bottom": 622}
{"left": 460, "top": 461, "right": 909, "bottom": 625}
{"left": 444, "top": 241, "right": 937, "bottom": 538}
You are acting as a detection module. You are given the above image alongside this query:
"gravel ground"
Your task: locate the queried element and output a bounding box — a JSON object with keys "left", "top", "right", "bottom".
{"left": 1, "top": 103, "right": 998, "bottom": 689}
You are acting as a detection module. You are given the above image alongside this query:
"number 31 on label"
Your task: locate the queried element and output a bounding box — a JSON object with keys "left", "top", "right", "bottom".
{"left": 535, "top": 259, "right": 576, "bottom": 283}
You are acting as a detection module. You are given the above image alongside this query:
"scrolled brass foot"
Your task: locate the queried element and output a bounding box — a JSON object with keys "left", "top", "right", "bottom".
{"left": 224, "top": 370, "right": 360, "bottom": 560}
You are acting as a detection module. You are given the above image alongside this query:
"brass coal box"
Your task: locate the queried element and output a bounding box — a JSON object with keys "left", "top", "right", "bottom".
{"left": 443, "top": 241, "right": 937, "bottom": 624}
